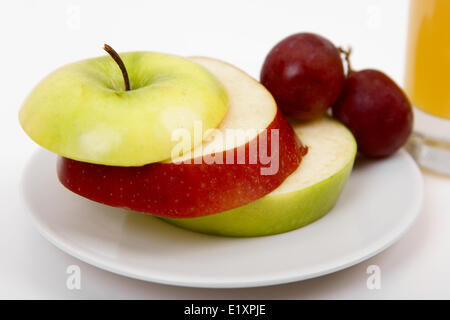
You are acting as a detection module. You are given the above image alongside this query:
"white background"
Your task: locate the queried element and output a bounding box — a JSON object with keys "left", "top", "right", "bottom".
{"left": 1, "top": 0, "right": 450, "bottom": 299}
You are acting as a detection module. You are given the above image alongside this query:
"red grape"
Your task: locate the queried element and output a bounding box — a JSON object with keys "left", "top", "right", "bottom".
{"left": 261, "top": 33, "right": 345, "bottom": 120}
{"left": 332, "top": 69, "right": 413, "bottom": 158}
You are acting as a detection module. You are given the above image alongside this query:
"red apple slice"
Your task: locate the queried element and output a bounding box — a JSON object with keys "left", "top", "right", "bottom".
{"left": 57, "top": 57, "right": 306, "bottom": 218}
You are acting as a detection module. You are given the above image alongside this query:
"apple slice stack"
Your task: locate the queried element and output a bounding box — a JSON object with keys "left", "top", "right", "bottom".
{"left": 57, "top": 57, "right": 306, "bottom": 218}
{"left": 19, "top": 48, "right": 356, "bottom": 237}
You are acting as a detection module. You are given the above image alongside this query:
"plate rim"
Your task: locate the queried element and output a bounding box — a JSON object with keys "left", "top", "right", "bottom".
{"left": 25, "top": 149, "right": 424, "bottom": 288}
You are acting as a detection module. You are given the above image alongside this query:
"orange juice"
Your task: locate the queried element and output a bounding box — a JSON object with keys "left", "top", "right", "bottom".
{"left": 405, "top": 0, "right": 450, "bottom": 119}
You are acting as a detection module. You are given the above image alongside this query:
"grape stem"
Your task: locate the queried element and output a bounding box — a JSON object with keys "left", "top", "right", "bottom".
{"left": 338, "top": 46, "right": 354, "bottom": 75}
{"left": 103, "top": 44, "right": 130, "bottom": 91}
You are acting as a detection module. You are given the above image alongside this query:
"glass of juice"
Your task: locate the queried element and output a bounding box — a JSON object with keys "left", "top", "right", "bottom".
{"left": 405, "top": 0, "right": 450, "bottom": 175}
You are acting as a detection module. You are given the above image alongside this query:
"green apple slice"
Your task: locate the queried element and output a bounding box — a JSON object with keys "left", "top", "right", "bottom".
{"left": 19, "top": 52, "right": 228, "bottom": 166}
{"left": 163, "top": 117, "right": 357, "bottom": 237}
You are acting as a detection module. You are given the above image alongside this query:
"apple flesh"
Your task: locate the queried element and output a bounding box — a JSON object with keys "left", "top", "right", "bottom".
{"left": 163, "top": 117, "right": 357, "bottom": 237}
{"left": 19, "top": 52, "right": 228, "bottom": 166}
{"left": 57, "top": 57, "right": 306, "bottom": 218}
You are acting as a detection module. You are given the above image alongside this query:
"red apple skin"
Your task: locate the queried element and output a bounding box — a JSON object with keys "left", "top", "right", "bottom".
{"left": 261, "top": 33, "right": 345, "bottom": 120}
{"left": 57, "top": 110, "right": 307, "bottom": 218}
{"left": 332, "top": 69, "right": 413, "bottom": 158}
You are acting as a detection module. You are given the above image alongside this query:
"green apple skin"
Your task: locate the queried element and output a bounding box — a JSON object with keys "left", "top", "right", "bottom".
{"left": 19, "top": 52, "right": 228, "bottom": 166}
{"left": 163, "top": 161, "right": 353, "bottom": 237}
{"left": 163, "top": 118, "right": 357, "bottom": 237}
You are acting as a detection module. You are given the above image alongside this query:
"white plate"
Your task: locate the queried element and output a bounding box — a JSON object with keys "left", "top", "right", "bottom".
{"left": 21, "top": 149, "right": 423, "bottom": 288}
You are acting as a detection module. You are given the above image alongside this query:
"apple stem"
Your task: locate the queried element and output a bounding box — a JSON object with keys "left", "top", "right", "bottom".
{"left": 338, "top": 46, "right": 353, "bottom": 75}
{"left": 103, "top": 44, "right": 130, "bottom": 91}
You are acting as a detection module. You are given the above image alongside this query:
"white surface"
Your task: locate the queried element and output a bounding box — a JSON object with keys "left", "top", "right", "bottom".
{"left": 1, "top": 0, "right": 450, "bottom": 299}
{"left": 23, "top": 149, "right": 422, "bottom": 288}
